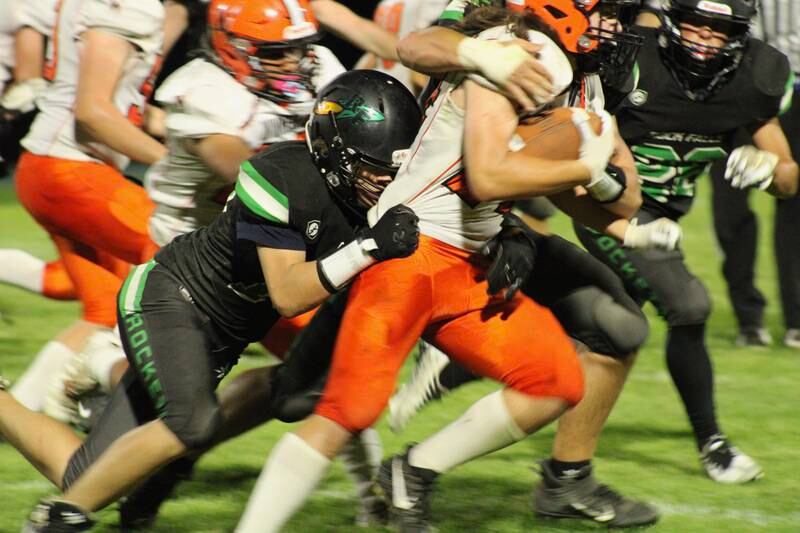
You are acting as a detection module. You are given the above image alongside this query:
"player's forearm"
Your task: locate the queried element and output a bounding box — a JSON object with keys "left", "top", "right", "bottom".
{"left": 13, "top": 27, "right": 45, "bottom": 82}
{"left": 163, "top": 1, "right": 190, "bottom": 57}
{"left": 768, "top": 160, "right": 799, "bottom": 198}
{"left": 548, "top": 189, "right": 627, "bottom": 238}
{"left": 75, "top": 101, "right": 167, "bottom": 165}
{"left": 269, "top": 261, "right": 330, "bottom": 318}
{"left": 467, "top": 151, "right": 591, "bottom": 202}
{"left": 314, "top": 0, "right": 399, "bottom": 60}
{"left": 397, "top": 27, "right": 467, "bottom": 74}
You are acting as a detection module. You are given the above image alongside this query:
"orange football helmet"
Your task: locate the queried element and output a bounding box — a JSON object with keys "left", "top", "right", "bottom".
{"left": 208, "top": 0, "right": 320, "bottom": 103}
{"left": 506, "top": 0, "right": 643, "bottom": 85}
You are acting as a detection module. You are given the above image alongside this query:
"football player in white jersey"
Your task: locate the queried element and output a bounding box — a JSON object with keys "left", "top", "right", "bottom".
{"left": 3, "top": 0, "right": 165, "bottom": 425}
{"left": 234, "top": 3, "right": 679, "bottom": 531}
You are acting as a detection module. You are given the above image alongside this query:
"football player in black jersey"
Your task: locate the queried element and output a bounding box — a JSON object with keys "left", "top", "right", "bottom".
{"left": 575, "top": 0, "right": 798, "bottom": 484}
{"left": 0, "top": 70, "right": 423, "bottom": 532}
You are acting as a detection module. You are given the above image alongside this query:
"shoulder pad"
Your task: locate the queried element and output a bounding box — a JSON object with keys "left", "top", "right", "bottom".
{"left": 159, "top": 60, "right": 258, "bottom": 139}
{"left": 738, "top": 39, "right": 792, "bottom": 121}
{"left": 81, "top": 0, "right": 164, "bottom": 55}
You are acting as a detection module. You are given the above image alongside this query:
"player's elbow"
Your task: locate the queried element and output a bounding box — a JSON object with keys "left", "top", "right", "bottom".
{"left": 270, "top": 290, "right": 308, "bottom": 319}
{"left": 467, "top": 172, "right": 504, "bottom": 203}
{"left": 772, "top": 162, "right": 799, "bottom": 198}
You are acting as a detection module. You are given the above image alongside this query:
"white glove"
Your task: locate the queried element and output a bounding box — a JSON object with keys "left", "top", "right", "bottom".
{"left": 574, "top": 108, "right": 615, "bottom": 187}
{"left": 623, "top": 217, "right": 682, "bottom": 251}
{"left": 724, "top": 145, "right": 778, "bottom": 190}
{"left": 0, "top": 77, "right": 47, "bottom": 113}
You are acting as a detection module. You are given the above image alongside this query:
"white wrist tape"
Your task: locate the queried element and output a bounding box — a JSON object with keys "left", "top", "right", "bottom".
{"left": 586, "top": 172, "right": 624, "bottom": 203}
{"left": 317, "top": 238, "right": 377, "bottom": 291}
{"left": 457, "top": 37, "right": 529, "bottom": 87}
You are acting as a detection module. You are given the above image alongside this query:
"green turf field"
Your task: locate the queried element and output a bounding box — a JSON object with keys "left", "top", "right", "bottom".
{"left": 1, "top": 177, "right": 798, "bottom": 532}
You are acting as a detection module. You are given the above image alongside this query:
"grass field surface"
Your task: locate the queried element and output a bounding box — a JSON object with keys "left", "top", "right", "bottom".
{"left": 0, "top": 177, "right": 798, "bottom": 532}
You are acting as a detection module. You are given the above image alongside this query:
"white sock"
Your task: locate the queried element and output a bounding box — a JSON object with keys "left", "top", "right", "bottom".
{"left": 0, "top": 249, "right": 45, "bottom": 293}
{"left": 409, "top": 390, "right": 527, "bottom": 473}
{"left": 339, "top": 427, "right": 383, "bottom": 500}
{"left": 11, "top": 341, "right": 75, "bottom": 411}
{"left": 236, "top": 432, "right": 331, "bottom": 533}
{"left": 84, "top": 329, "right": 126, "bottom": 392}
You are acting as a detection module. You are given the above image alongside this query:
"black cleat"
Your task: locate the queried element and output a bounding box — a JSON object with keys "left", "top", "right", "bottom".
{"left": 118, "top": 457, "right": 195, "bottom": 530}
{"left": 377, "top": 448, "right": 438, "bottom": 533}
{"left": 22, "top": 499, "right": 94, "bottom": 532}
{"left": 532, "top": 460, "right": 659, "bottom": 528}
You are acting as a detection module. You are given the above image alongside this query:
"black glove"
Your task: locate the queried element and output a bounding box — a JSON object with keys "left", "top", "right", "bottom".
{"left": 482, "top": 213, "right": 539, "bottom": 302}
{"left": 359, "top": 204, "right": 420, "bottom": 261}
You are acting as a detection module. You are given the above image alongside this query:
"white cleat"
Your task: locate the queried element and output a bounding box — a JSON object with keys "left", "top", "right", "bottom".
{"left": 388, "top": 341, "right": 450, "bottom": 433}
{"left": 701, "top": 435, "right": 763, "bottom": 484}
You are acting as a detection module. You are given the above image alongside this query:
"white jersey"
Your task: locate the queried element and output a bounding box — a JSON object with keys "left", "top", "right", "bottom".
{"left": 145, "top": 49, "right": 345, "bottom": 246}
{"left": 370, "top": 26, "right": 573, "bottom": 252}
{"left": 22, "top": 0, "right": 164, "bottom": 171}
{"left": 0, "top": 1, "right": 15, "bottom": 92}
{"left": 372, "top": 0, "right": 448, "bottom": 90}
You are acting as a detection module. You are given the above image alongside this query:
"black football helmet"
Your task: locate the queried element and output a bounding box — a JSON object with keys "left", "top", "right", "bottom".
{"left": 306, "top": 70, "right": 422, "bottom": 215}
{"left": 659, "top": 0, "right": 756, "bottom": 100}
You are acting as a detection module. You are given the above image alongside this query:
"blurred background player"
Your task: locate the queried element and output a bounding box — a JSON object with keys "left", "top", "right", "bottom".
{"left": 709, "top": 0, "right": 800, "bottom": 348}
{"left": 355, "top": 0, "right": 450, "bottom": 94}
{"left": 575, "top": 0, "right": 797, "bottom": 483}
{"left": 1, "top": 0, "right": 165, "bottom": 416}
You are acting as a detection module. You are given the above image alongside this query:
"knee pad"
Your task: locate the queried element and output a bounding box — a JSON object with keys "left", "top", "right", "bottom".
{"left": 164, "top": 402, "right": 223, "bottom": 449}
{"left": 551, "top": 287, "right": 648, "bottom": 359}
{"left": 664, "top": 277, "right": 712, "bottom": 327}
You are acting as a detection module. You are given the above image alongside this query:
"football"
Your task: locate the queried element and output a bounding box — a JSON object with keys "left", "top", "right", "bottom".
{"left": 511, "top": 107, "right": 603, "bottom": 160}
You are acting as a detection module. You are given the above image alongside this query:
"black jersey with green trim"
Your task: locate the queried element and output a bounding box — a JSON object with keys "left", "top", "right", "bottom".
{"left": 615, "top": 27, "right": 792, "bottom": 219}
{"left": 154, "top": 141, "right": 359, "bottom": 342}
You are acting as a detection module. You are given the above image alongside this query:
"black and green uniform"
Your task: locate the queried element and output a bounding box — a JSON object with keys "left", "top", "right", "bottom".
{"left": 63, "top": 142, "right": 360, "bottom": 487}
{"left": 575, "top": 26, "right": 792, "bottom": 445}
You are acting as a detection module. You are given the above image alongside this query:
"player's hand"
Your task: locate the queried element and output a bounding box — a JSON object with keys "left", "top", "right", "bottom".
{"left": 724, "top": 145, "right": 778, "bottom": 190}
{"left": 623, "top": 217, "right": 682, "bottom": 251}
{"left": 0, "top": 77, "right": 47, "bottom": 114}
{"left": 482, "top": 213, "right": 538, "bottom": 302}
{"left": 458, "top": 37, "right": 554, "bottom": 111}
{"left": 360, "top": 204, "right": 419, "bottom": 261}
{"left": 574, "top": 109, "right": 615, "bottom": 188}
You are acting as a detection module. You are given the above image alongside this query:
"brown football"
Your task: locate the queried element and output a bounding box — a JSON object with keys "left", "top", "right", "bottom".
{"left": 513, "top": 107, "right": 603, "bottom": 160}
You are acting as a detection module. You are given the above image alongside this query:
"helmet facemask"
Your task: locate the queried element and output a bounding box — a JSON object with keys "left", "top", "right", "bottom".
{"left": 659, "top": 1, "right": 753, "bottom": 100}
{"left": 582, "top": 1, "right": 646, "bottom": 87}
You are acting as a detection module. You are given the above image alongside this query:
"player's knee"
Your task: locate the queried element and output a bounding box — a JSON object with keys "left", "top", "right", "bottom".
{"left": 314, "top": 400, "right": 383, "bottom": 434}
{"left": 164, "top": 402, "right": 223, "bottom": 449}
{"left": 552, "top": 288, "right": 648, "bottom": 359}
{"left": 665, "top": 279, "right": 712, "bottom": 326}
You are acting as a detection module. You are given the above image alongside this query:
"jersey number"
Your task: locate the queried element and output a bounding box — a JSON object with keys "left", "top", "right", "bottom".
{"left": 632, "top": 143, "right": 727, "bottom": 201}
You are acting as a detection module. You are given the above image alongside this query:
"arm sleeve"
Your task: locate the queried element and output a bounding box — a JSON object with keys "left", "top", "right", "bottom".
{"left": 234, "top": 155, "right": 291, "bottom": 226}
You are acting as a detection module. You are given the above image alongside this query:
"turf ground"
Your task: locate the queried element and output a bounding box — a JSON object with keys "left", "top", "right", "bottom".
{"left": 0, "top": 176, "right": 798, "bottom": 532}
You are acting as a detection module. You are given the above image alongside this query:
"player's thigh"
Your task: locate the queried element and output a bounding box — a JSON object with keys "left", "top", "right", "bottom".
{"left": 315, "top": 256, "right": 434, "bottom": 432}
{"left": 430, "top": 296, "right": 583, "bottom": 405}
{"left": 118, "top": 263, "right": 243, "bottom": 447}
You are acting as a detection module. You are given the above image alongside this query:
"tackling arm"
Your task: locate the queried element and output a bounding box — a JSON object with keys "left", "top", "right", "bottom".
{"left": 258, "top": 247, "right": 330, "bottom": 318}
{"left": 188, "top": 134, "right": 254, "bottom": 183}
{"left": 398, "top": 26, "right": 553, "bottom": 111}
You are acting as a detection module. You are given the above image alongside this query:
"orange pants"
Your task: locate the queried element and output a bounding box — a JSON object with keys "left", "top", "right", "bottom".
{"left": 315, "top": 235, "right": 584, "bottom": 432}
{"left": 15, "top": 152, "right": 158, "bottom": 326}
